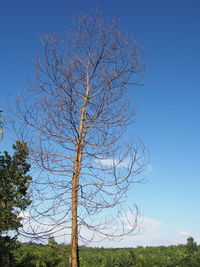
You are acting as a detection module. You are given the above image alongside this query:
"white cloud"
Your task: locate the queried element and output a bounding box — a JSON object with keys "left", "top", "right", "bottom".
{"left": 142, "top": 217, "right": 162, "bottom": 230}
{"left": 180, "top": 231, "right": 191, "bottom": 236}
{"left": 97, "top": 158, "right": 129, "bottom": 168}
{"left": 18, "top": 211, "right": 31, "bottom": 219}
{"left": 179, "top": 231, "right": 200, "bottom": 238}
{"left": 87, "top": 215, "right": 163, "bottom": 248}
{"left": 145, "top": 164, "right": 153, "bottom": 173}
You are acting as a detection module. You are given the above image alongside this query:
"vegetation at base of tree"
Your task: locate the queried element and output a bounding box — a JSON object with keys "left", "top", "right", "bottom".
{"left": 0, "top": 141, "right": 32, "bottom": 266}
{"left": 5, "top": 236, "right": 200, "bottom": 267}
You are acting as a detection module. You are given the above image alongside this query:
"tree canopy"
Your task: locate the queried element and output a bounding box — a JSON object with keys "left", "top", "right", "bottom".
{"left": 0, "top": 141, "right": 32, "bottom": 266}
{"left": 0, "top": 140, "right": 32, "bottom": 234}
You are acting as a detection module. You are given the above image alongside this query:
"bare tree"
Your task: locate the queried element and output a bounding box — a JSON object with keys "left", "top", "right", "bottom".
{"left": 14, "top": 11, "right": 146, "bottom": 267}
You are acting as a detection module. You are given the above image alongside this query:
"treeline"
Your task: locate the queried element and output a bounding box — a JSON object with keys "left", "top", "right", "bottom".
{"left": 1, "top": 236, "right": 200, "bottom": 267}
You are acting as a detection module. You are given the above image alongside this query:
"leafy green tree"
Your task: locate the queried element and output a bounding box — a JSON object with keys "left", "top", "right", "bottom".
{"left": 0, "top": 141, "right": 32, "bottom": 266}
{"left": 186, "top": 236, "right": 198, "bottom": 253}
{"left": 183, "top": 236, "right": 198, "bottom": 267}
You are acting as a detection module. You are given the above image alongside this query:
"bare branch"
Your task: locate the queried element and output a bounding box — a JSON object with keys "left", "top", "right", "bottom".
{"left": 11, "top": 10, "right": 146, "bottom": 267}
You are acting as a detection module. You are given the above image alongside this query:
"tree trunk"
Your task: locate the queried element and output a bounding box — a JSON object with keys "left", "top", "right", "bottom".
{"left": 71, "top": 96, "right": 88, "bottom": 267}
{"left": 71, "top": 143, "right": 82, "bottom": 267}
{"left": 71, "top": 72, "right": 90, "bottom": 266}
{"left": 71, "top": 162, "right": 79, "bottom": 267}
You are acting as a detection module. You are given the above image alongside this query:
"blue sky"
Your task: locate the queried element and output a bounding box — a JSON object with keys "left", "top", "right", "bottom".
{"left": 1, "top": 0, "right": 200, "bottom": 247}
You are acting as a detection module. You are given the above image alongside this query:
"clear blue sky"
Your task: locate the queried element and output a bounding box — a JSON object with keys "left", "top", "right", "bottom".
{"left": 1, "top": 0, "right": 200, "bottom": 247}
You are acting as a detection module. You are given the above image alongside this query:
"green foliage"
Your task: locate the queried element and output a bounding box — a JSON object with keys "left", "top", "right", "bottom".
{"left": 3, "top": 237, "right": 200, "bottom": 266}
{"left": 183, "top": 236, "right": 198, "bottom": 266}
{"left": 186, "top": 236, "right": 198, "bottom": 253}
{"left": 14, "top": 240, "right": 69, "bottom": 267}
{"left": 0, "top": 141, "right": 32, "bottom": 234}
{"left": 0, "top": 141, "right": 32, "bottom": 266}
{"left": 0, "top": 236, "right": 18, "bottom": 267}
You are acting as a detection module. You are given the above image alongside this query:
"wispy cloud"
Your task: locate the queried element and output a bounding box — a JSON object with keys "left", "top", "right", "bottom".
{"left": 142, "top": 217, "right": 162, "bottom": 229}
{"left": 180, "top": 231, "right": 200, "bottom": 238}
{"left": 180, "top": 231, "right": 191, "bottom": 236}
{"left": 97, "top": 158, "right": 129, "bottom": 168}
{"left": 145, "top": 164, "right": 153, "bottom": 173}
{"left": 88, "top": 215, "right": 163, "bottom": 248}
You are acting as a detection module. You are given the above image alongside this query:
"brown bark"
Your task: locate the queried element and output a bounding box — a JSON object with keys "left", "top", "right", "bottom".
{"left": 71, "top": 68, "right": 90, "bottom": 267}
{"left": 71, "top": 161, "right": 79, "bottom": 267}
